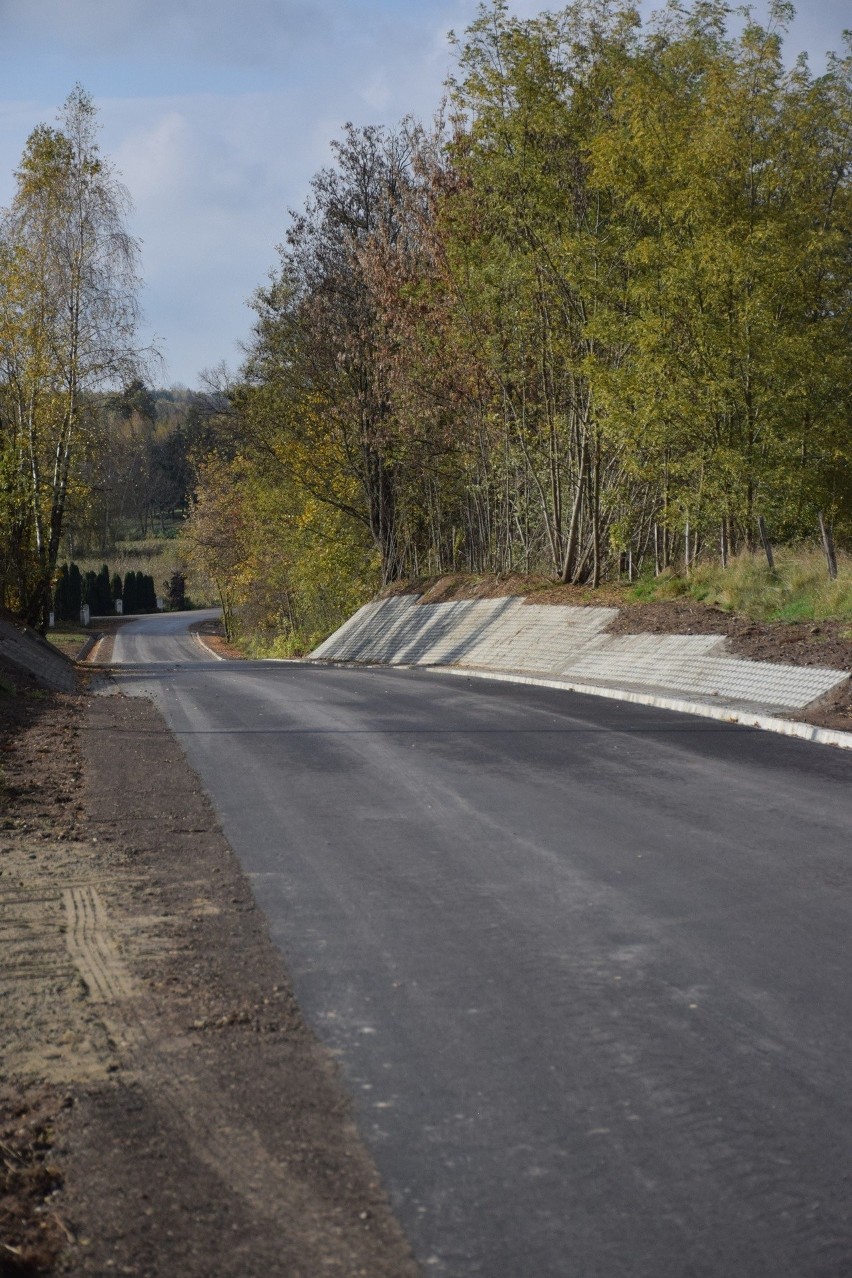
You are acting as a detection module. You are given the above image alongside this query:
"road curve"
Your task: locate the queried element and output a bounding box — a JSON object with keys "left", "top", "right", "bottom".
{"left": 109, "top": 607, "right": 221, "bottom": 665}
{"left": 110, "top": 611, "right": 852, "bottom": 1278}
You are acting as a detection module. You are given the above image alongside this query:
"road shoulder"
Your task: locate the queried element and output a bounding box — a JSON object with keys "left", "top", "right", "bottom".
{"left": 0, "top": 682, "right": 417, "bottom": 1277}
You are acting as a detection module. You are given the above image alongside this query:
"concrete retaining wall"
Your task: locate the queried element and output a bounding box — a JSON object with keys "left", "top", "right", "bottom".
{"left": 310, "top": 595, "right": 848, "bottom": 715}
{"left": 0, "top": 616, "right": 76, "bottom": 692}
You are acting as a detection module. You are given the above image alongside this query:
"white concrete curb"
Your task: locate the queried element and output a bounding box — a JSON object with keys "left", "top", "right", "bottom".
{"left": 77, "top": 632, "right": 103, "bottom": 663}
{"left": 193, "top": 629, "right": 226, "bottom": 661}
{"left": 430, "top": 666, "right": 852, "bottom": 751}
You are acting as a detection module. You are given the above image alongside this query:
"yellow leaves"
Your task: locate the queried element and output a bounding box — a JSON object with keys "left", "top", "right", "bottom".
{"left": 182, "top": 0, "right": 852, "bottom": 617}
{"left": 1, "top": 85, "right": 144, "bottom": 618}
{"left": 182, "top": 446, "right": 378, "bottom": 651}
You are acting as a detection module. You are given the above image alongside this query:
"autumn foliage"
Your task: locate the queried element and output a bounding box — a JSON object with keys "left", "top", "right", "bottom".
{"left": 186, "top": 1, "right": 852, "bottom": 649}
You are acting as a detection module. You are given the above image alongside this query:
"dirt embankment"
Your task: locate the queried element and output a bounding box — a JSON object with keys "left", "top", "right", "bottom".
{"left": 0, "top": 664, "right": 417, "bottom": 1278}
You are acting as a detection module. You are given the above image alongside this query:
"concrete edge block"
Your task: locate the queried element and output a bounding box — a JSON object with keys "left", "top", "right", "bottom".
{"left": 430, "top": 667, "right": 852, "bottom": 752}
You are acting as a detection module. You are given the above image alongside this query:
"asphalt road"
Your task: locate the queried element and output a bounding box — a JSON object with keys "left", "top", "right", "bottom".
{"left": 111, "top": 611, "right": 852, "bottom": 1277}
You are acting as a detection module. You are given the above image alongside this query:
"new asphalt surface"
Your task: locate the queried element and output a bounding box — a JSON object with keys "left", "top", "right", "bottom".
{"left": 110, "top": 612, "right": 852, "bottom": 1277}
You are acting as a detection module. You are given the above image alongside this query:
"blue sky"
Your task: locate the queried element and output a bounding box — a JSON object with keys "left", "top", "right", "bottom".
{"left": 1, "top": 0, "right": 848, "bottom": 387}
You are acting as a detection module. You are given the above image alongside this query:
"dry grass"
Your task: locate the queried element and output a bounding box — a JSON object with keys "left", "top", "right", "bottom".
{"left": 44, "top": 624, "right": 89, "bottom": 661}
{"left": 378, "top": 550, "right": 852, "bottom": 628}
{"left": 631, "top": 549, "right": 852, "bottom": 624}
{"left": 75, "top": 534, "right": 215, "bottom": 607}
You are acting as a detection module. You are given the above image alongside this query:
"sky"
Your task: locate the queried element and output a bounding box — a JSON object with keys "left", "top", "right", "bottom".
{"left": 0, "top": 0, "right": 848, "bottom": 388}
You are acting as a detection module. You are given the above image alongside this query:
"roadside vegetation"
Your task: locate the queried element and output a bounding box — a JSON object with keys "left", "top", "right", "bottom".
{"left": 180, "top": 0, "right": 852, "bottom": 653}
{"left": 385, "top": 546, "right": 852, "bottom": 626}
{"left": 0, "top": 98, "right": 217, "bottom": 621}
{"left": 630, "top": 550, "right": 852, "bottom": 624}
{"left": 0, "top": 88, "right": 149, "bottom": 626}
{"left": 2, "top": 4, "right": 851, "bottom": 659}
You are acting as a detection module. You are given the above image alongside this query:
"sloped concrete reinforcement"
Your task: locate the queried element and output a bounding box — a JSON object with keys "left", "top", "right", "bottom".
{"left": 0, "top": 615, "right": 76, "bottom": 691}
{"left": 310, "top": 595, "right": 849, "bottom": 728}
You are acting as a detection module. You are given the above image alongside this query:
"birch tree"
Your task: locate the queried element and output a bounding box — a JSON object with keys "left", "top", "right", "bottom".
{"left": 0, "top": 86, "right": 145, "bottom": 622}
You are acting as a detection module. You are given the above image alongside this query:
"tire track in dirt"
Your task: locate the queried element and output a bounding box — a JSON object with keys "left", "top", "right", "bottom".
{"left": 60, "top": 877, "right": 400, "bottom": 1257}
{"left": 63, "top": 885, "right": 134, "bottom": 1002}
{"left": 1, "top": 680, "right": 418, "bottom": 1277}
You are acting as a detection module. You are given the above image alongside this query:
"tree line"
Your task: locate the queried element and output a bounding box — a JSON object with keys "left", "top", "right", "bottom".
{"left": 80, "top": 383, "right": 207, "bottom": 551}
{"left": 186, "top": 0, "right": 851, "bottom": 648}
{"left": 53, "top": 562, "right": 159, "bottom": 619}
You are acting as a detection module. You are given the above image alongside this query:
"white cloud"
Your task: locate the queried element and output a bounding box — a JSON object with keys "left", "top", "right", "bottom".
{"left": 96, "top": 92, "right": 325, "bottom": 379}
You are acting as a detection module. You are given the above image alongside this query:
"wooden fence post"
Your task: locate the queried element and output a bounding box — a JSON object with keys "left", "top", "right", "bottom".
{"left": 818, "top": 513, "right": 838, "bottom": 581}
{"left": 757, "top": 517, "right": 775, "bottom": 572}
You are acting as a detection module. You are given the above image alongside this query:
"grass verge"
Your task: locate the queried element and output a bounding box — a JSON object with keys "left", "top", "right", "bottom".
{"left": 44, "top": 625, "right": 90, "bottom": 661}
{"left": 630, "top": 549, "right": 852, "bottom": 624}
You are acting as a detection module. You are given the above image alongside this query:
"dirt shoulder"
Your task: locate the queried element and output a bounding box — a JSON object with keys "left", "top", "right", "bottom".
{"left": 189, "top": 617, "right": 245, "bottom": 661}
{"left": 0, "top": 670, "right": 417, "bottom": 1277}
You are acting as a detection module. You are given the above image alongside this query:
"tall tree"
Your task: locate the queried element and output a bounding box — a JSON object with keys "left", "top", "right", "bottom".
{"left": 0, "top": 85, "right": 146, "bottom": 622}
{"left": 592, "top": 2, "right": 852, "bottom": 551}
{"left": 242, "top": 123, "right": 415, "bottom": 584}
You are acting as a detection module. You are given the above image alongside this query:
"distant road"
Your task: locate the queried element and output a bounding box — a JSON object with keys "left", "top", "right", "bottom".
{"left": 109, "top": 607, "right": 221, "bottom": 665}
{"left": 111, "top": 610, "right": 852, "bottom": 1278}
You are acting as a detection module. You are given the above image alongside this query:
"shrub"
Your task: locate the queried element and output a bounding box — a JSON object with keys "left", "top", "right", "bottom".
{"left": 141, "top": 573, "right": 157, "bottom": 611}
{"left": 69, "top": 563, "right": 82, "bottom": 617}
{"left": 165, "top": 571, "right": 186, "bottom": 611}
{"left": 123, "top": 570, "right": 137, "bottom": 614}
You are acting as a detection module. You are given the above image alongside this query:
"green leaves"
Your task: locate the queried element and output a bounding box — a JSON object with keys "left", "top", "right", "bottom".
{"left": 593, "top": 3, "right": 852, "bottom": 539}
{"left": 0, "top": 86, "right": 146, "bottom": 622}
{"left": 191, "top": 0, "right": 851, "bottom": 640}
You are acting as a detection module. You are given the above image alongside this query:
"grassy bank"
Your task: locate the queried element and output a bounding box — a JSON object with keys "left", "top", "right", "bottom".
{"left": 222, "top": 547, "right": 852, "bottom": 658}
{"left": 630, "top": 549, "right": 852, "bottom": 624}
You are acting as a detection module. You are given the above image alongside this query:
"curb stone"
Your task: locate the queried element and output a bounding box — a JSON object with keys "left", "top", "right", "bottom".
{"left": 309, "top": 595, "right": 851, "bottom": 751}
{"left": 76, "top": 632, "right": 102, "bottom": 662}
{"left": 431, "top": 666, "right": 852, "bottom": 751}
{"left": 193, "top": 629, "right": 227, "bottom": 661}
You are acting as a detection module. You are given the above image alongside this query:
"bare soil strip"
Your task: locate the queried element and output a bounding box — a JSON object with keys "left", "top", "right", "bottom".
{"left": 0, "top": 674, "right": 418, "bottom": 1277}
